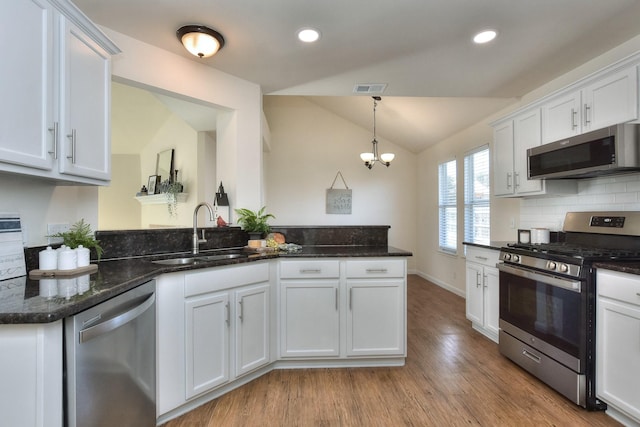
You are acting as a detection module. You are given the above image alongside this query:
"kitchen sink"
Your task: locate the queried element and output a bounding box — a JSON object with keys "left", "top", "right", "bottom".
{"left": 152, "top": 253, "right": 246, "bottom": 265}
{"left": 152, "top": 257, "right": 198, "bottom": 265}
{"left": 196, "top": 253, "right": 246, "bottom": 261}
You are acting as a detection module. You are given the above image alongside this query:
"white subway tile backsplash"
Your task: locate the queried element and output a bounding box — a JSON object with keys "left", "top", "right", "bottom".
{"left": 519, "top": 175, "right": 640, "bottom": 230}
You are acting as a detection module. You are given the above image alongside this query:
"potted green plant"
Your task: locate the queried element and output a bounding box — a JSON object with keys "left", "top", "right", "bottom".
{"left": 48, "top": 219, "right": 103, "bottom": 260}
{"left": 234, "top": 207, "right": 275, "bottom": 239}
{"left": 164, "top": 180, "right": 184, "bottom": 217}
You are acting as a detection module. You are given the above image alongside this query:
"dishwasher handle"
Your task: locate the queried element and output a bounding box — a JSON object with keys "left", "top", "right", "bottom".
{"left": 79, "top": 292, "right": 155, "bottom": 343}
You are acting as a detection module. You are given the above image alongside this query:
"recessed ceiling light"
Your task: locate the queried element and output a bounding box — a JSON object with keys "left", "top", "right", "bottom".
{"left": 473, "top": 29, "right": 497, "bottom": 44}
{"left": 297, "top": 28, "right": 320, "bottom": 43}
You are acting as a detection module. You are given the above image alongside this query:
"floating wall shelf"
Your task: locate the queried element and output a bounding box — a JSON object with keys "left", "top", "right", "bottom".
{"left": 135, "top": 193, "right": 188, "bottom": 205}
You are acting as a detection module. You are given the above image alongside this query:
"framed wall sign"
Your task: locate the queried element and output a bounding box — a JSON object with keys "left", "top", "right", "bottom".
{"left": 326, "top": 171, "right": 352, "bottom": 214}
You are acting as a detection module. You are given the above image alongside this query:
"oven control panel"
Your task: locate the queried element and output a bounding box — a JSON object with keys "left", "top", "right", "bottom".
{"left": 499, "top": 251, "right": 581, "bottom": 278}
{"left": 590, "top": 215, "right": 625, "bottom": 228}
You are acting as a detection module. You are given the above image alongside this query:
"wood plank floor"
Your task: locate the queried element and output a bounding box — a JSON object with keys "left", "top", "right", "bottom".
{"left": 162, "top": 275, "right": 621, "bottom": 426}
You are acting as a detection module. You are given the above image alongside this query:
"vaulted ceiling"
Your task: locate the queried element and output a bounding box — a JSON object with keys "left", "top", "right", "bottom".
{"left": 75, "top": 0, "right": 640, "bottom": 152}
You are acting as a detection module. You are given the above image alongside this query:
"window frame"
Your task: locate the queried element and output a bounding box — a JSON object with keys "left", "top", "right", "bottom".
{"left": 463, "top": 145, "right": 490, "bottom": 246}
{"left": 438, "top": 158, "right": 457, "bottom": 255}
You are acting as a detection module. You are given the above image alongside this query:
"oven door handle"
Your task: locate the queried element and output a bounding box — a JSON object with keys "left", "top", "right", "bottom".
{"left": 498, "top": 263, "right": 582, "bottom": 292}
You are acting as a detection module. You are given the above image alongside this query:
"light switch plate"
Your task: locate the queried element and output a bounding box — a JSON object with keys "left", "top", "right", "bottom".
{"left": 47, "top": 223, "right": 70, "bottom": 245}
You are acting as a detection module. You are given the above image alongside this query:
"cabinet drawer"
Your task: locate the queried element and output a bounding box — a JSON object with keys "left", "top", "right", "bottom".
{"left": 280, "top": 260, "right": 340, "bottom": 279}
{"left": 465, "top": 245, "right": 500, "bottom": 267}
{"left": 345, "top": 259, "right": 405, "bottom": 278}
{"left": 597, "top": 269, "right": 640, "bottom": 305}
{"left": 185, "top": 262, "right": 270, "bottom": 297}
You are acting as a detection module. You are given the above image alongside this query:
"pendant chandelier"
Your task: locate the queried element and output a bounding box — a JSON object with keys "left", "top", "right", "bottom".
{"left": 360, "top": 96, "right": 395, "bottom": 169}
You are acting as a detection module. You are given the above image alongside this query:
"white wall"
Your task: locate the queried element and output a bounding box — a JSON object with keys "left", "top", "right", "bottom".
{"left": 104, "top": 28, "right": 263, "bottom": 215}
{"left": 263, "top": 96, "right": 418, "bottom": 269}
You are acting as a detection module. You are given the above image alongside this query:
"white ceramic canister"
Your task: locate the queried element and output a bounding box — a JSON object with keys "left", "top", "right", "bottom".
{"left": 58, "top": 246, "right": 78, "bottom": 270}
{"left": 76, "top": 245, "right": 90, "bottom": 267}
{"left": 38, "top": 246, "right": 57, "bottom": 270}
{"left": 531, "top": 228, "right": 551, "bottom": 244}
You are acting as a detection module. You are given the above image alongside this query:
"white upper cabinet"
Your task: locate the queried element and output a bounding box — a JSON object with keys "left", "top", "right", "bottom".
{"left": 57, "top": 17, "right": 112, "bottom": 181}
{"left": 493, "top": 109, "right": 575, "bottom": 197}
{"left": 541, "top": 66, "right": 638, "bottom": 144}
{"left": 492, "top": 121, "right": 514, "bottom": 196}
{"left": 0, "top": 0, "right": 55, "bottom": 171}
{"left": 0, "top": 0, "right": 118, "bottom": 184}
{"left": 512, "top": 109, "right": 543, "bottom": 195}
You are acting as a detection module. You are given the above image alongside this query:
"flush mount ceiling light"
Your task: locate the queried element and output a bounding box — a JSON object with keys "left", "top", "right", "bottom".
{"left": 297, "top": 28, "right": 320, "bottom": 43}
{"left": 177, "top": 25, "right": 225, "bottom": 58}
{"left": 473, "top": 29, "right": 497, "bottom": 44}
{"left": 360, "top": 96, "right": 395, "bottom": 169}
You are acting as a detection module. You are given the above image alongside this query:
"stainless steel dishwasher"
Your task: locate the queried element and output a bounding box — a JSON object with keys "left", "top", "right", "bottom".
{"left": 65, "top": 280, "right": 156, "bottom": 427}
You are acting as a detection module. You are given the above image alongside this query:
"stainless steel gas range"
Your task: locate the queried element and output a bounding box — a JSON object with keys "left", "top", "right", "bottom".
{"left": 498, "top": 211, "right": 640, "bottom": 411}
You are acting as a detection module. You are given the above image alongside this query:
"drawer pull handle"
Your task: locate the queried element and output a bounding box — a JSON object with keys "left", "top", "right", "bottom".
{"left": 522, "top": 349, "right": 541, "bottom": 364}
{"left": 366, "top": 268, "right": 388, "bottom": 274}
{"left": 475, "top": 256, "right": 488, "bottom": 261}
{"left": 636, "top": 293, "right": 640, "bottom": 297}
{"left": 300, "top": 269, "right": 321, "bottom": 274}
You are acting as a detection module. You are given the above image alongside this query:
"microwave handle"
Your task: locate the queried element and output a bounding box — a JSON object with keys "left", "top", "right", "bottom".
{"left": 498, "top": 263, "right": 582, "bottom": 293}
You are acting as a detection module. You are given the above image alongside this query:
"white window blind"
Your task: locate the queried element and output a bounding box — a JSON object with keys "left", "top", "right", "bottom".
{"left": 438, "top": 159, "right": 457, "bottom": 254}
{"left": 464, "top": 147, "right": 490, "bottom": 245}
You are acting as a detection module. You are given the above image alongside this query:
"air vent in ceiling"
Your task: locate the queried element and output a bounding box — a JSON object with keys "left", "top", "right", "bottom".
{"left": 353, "top": 83, "right": 387, "bottom": 94}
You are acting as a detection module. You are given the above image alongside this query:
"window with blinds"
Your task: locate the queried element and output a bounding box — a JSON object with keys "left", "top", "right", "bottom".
{"left": 438, "top": 159, "right": 457, "bottom": 254}
{"left": 464, "top": 147, "right": 490, "bottom": 245}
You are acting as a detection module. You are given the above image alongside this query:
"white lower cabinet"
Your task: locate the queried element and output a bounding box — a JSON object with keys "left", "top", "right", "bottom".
{"left": 0, "top": 321, "right": 63, "bottom": 427}
{"left": 184, "top": 291, "right": 230, "bottom": 398}
{"left": 464, "top": 245, "right": 500, "bottom": 343}
{"left": 280, "top": 278, "right": 340, "bottom": 357}
{"left": 596, "top": 269, "right": 640, "bottom": 426}
{"left": 157, "top": 263, "right": 271, "bottom": 417}
{"left": 280, "top": 260, "right": 341, "bottom": 357}
{"left": 346, "top": 279, "right": 405, "bottom": 356}
{"left": 279, "top": 258, "right": 407, "bottom": 359}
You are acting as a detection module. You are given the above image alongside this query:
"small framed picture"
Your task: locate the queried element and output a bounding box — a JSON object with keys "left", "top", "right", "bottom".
{"left": 148, "top": 175, "right": 159, "bottom": 195}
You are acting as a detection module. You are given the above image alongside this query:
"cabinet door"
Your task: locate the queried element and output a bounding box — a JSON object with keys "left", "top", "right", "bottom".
{"left": 597, "top": 297, "right": 640, "bottom": 421}
{"left": 185, "top": 292, "right": 229, "bottom": 399}
{"left": 465, "top": 262, "right": 484, "bottom": 325}
{"left": 280, "top": 280, "right": 340, "bottom": 357}
{"left": 0, "top": 321, "right": 63, "bottom": 427}
{"left": 513, "top": 109, "right": 543, "bottom": 195}
{"left": 346, "top": 279, "right": 405, "bottom": 356}
{"left": 0, "top": 0, "right": 54, "bottom": 171}
{"left": 584, "top": 67, "right": 638, "bottom": 132}
{"left": 484, "top": 266, "right": 500, "bottom": 340}
{"left": 541, "top": 90, "right": 582, "bottom": 143}
{"left": 156, "top": 273, "right": 186, "bottom": 416}
{"left": 235, "top": 283, "right": 270, "bottom": 377}
{"left": 492, "top": 121, "right": 514, "bottom": 196}
{"left": 58, "top": 17, "right": 111, "bottom": 181}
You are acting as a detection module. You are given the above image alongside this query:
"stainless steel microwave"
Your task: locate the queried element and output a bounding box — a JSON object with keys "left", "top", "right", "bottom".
{"left": 527, "top": 124, "right": 640, "bottom": 179}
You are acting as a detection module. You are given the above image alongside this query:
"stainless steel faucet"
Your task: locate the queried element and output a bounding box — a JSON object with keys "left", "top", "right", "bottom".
{"left": 192, "top": 202, "right": 215, "bottom": 254}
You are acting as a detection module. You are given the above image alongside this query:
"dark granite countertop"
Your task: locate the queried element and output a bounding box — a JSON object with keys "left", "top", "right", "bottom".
{"left": 593, "top": 261, "right": 640, "bottom": 276}
{"left": 0, "top": 245, "right": 411, "bottom": 324}
{"left": 463, "top": 241, "right": 514, "bottom": 251}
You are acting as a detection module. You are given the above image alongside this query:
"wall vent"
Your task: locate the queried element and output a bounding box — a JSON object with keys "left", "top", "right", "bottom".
{"left": 353, "top": 83, "right": 387, "bottom": 94}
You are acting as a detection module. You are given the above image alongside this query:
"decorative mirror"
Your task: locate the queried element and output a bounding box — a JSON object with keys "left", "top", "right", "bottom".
{"left": 156, "top": 149, "right": 174, "bottom": 183}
